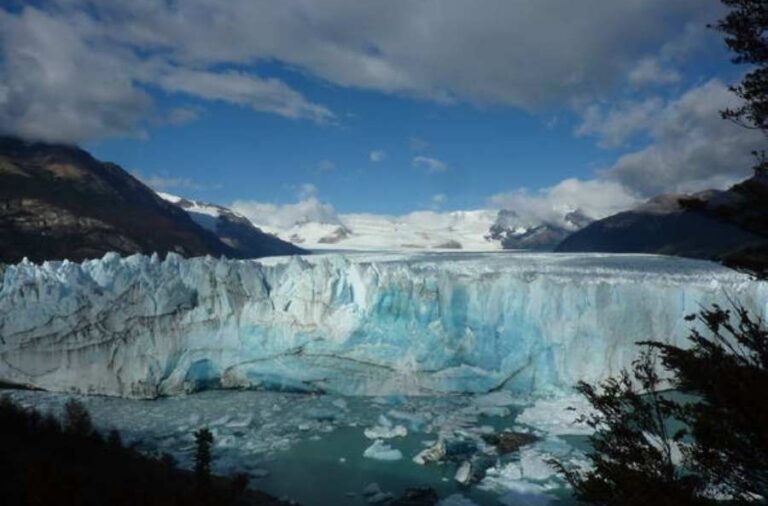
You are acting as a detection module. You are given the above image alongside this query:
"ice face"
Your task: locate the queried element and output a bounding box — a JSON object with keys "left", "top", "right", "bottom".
{"left": 0, "top": 251, "right": 766, "bottom": 398}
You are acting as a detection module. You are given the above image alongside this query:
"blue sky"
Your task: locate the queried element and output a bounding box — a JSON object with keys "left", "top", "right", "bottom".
{"left": 87, "top": 83, "right": 615, "bottom": 214}
{"left": 1, "top": 1, "right": 763, "bottom": 218}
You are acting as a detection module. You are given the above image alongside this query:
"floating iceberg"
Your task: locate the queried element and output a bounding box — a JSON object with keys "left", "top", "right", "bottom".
{"left": 364, "top": 415, "right": 408, "bottom": 439}
{"left": 363, "top": 440, "right": 403, "bottom": 461}
{"left": 1, "top": 251, "right": 765, "bottom": 398}
{"left": 516, "top": 395, "right": 595, "bottom": 435}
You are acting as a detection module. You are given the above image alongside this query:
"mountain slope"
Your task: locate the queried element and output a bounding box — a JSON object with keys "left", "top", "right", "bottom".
{"left": 556, "top": 174, "right": 768, "bottom": 273}
{"left": 486, "top": 209, "right": 593, "bottom": 250}
{"left": 159, "top": 193, "right": 306, "bottom": 257}
{"left": 0, "top": 137, "right": 299, "bottom": 263}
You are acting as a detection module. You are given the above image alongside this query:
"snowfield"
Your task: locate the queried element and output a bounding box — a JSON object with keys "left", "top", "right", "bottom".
{"left": 0, "top": 251, "right": 766, "bottom": 398}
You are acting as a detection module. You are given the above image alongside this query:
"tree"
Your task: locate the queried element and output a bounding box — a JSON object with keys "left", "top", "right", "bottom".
{"left": 644, "top": 304, "right": 768, "bottom": 501}
{"left": 62, "top": 398, "right": 93, "bottom": 436}
{"left": 712, "top": 0, "right": 768, "bottom": 174}
{"left": 548, "top": 351, "right": 706, "bottom": 506}
{"left": 107, "top": 429, "right": 123, "bottom": 449}
{"left": 194, "top": 427, "right": 214, "bottom": 487}
{"left": 552, "top": 305, "right": 768, "bottom": 504}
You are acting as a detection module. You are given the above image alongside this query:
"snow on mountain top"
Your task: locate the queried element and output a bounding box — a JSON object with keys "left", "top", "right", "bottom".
{"left": 160, "top": 191, "right": 595, "bottom": 251}
{"left": 156, "top": 191, "right": 182, "bottom": 204}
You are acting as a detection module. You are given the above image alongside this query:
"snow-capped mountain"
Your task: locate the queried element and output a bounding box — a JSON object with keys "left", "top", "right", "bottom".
{"left": 230, "top": 201, "right": 595, "bottom": 251}
{"left": 486, "top": 209, "right": 593, "bottom": 250}
{"left": 229, "top": 200, "right": 502, "bottom": 250}
{"left": 158, "top": 193, "right": 306, "bottom": 257}
{"left": 300, "top": 210, "right": 502, "bottom": 250}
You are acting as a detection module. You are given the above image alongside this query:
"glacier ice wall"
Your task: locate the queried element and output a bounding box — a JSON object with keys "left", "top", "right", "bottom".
{"left": 0, "top": 252, "right": 766, "bottom": 398}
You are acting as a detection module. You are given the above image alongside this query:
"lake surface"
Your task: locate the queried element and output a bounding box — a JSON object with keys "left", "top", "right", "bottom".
{"left": 5, "top": 388, "right": 588, "bottom": 505}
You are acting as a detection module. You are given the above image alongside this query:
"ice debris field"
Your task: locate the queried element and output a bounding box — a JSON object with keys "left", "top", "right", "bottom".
{"left": 5, "top": 388, "right": 592, "bottom": 506}
{"left": 1, "top": 251, "right": 766, "bottom": 505}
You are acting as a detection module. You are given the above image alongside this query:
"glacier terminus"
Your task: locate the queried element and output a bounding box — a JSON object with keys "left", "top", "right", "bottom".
{"left": 0, "top": 251, "right": 766, "bottom": 399}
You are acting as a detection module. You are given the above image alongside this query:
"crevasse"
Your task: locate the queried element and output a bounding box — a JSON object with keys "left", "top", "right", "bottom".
{"left": 0, "top": 251, "right": 765, "bottom": 398}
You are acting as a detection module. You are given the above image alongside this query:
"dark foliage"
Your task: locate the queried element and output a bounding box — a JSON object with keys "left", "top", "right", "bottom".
{"left": 62, "top": 398, "right": 93, "bottom": 436}
{"left": 548, "top": 351, "right": 707, "bottom": 506}
{"left": 194, "top": 427, "right": 214, "bottom": 488}
{"left": 0, "top": 395, "right": 292, "bottom": 506}
{"left": 391, "top": 487, "right": 439, "bottom": 505}
{"left": 644, "top": 304, "right": 768, "bottom": 502}
{"left": 712, "top": 0, "right": 768, "bottom": 174}
{"left": 552, "top": 304, "right": 768, "bottom": 505}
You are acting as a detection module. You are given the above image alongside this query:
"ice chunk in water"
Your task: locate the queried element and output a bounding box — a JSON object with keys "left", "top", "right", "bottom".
{"left": 363, "top": 440, "right": 403, "bottom": 461}
{"left": 364, "top": 415, "right": 408, "bottom": 439}
{"left": 516, "top": 395, "right": 594, "bottom": 435}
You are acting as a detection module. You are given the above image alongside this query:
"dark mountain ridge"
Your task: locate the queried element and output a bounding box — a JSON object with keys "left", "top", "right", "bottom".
{"left": 556, "top": 173, "right": 768, "bottom": 274}
{"left": 0, "top": 137, "right": 303, "bottom": 263}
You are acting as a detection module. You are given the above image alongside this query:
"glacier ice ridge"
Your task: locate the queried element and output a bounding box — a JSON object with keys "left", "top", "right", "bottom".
{"left": 0, "top": 251, "right": 765, "bottom": 398}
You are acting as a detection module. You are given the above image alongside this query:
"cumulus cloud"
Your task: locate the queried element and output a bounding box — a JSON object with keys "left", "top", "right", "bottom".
{"left": 528, "top": 79, "right": 760, "bottom": 218}
{"left": 0, "top": 4, "right": 332, "bottom": 143}
{"left": 232, "top": 197, "right": 342, "bottom": 230}
{"left": 0, "top": 1, "right": 722, "bottom": 142}
{"left": 369, "top": 149, "right": 386, "bottom": 162}
{"left": 489, "top": 178, "right": 640, "bottom": 225}
{"left": 627, "top": 57, "right": 681, "bottom": 88}
{"left": 602, "top": 79, "right": 764, "bottom": 195}
{"left": 0, "top": 8, "right": 151, "bottom": 143}
{"left": 576, "top": 98, "right": 663, "bottom": 148}
{"left": 413, "top": 156, "right": 448, "bottom": 173}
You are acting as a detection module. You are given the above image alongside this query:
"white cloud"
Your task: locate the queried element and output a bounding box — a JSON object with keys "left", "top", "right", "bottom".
{"left": 627, "top": 57, "right": 681, "bottom": 88}
{"left": 163, "top": 106, "right": 203, "bottom": 125}
{"left": 602, "top": 79, "right": 764, "bottom": 195}
{"left": 431, "top": 193, "right": 447, "bottom": 208}
{"left": 317, "top": 159, "right": 336, "bottom": 172}
{"left": 493, "top": 79, "right": 760, "bottom": 221}
{"left": 0, "top": 8, "right": 150, "bottom": 142}
{"left": 156, "top": 68, "right": 333, "bottom": 123}
{"left": 297, "top": 183, "right": 318, "bottom": 199}
{"left": 413, "top": 156, "right": 448, "bottom": 173}
{"left": 576, "top": 98, "right": 663, "bottom": 148}
{"left": 0, "top": 5, "right": 332, "bottom": 143}
{"left": 489, "top": 178, "right": 640, "bottom": 225}
{"left": 369, "top": 149, "right": 386, "bottom": 162}
{"left": 232, "top": 197, "right": 342, "bottom": 230}
{"left": 0, "top": 1, "right": 723, "bottom": 142}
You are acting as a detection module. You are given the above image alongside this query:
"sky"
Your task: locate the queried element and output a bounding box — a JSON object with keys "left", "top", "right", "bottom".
{"left": 0, "top": 0, "right": 764, "bottom": 222}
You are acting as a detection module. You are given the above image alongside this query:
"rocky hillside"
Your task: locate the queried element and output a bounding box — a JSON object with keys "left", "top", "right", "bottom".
{"left": 0, "top": 137, "right": 302, "bottom": 263}
{"left": 159, "top": 193, "right": 305, "bottom": 257}
{"left": 556, "top": 174, "right": 768, "bottom": 275}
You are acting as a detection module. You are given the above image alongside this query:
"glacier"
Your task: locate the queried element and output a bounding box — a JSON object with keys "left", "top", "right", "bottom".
{"left": 0, "top": 251, "right": 766, "bottom": 398}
